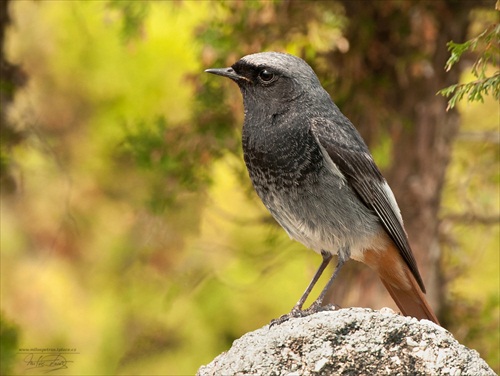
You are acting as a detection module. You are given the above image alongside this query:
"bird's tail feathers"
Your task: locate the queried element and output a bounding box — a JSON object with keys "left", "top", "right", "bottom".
{"left": 362, "top": 243, "right": 440, "bottom": 325}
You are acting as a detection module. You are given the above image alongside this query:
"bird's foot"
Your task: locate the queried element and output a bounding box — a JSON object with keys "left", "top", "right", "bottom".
{"left": 269, "top": 303, "right": 340, "bottom": 327}
{"left": 307, "top": 301, "right": 339, "bottom": 314}
{"left": 269, "top": 307, "right": 306, "bottom": 327}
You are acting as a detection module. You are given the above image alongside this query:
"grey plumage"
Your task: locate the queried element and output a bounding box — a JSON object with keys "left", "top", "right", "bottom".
{"left": 206, "top": 51, "right": 436, "bottom": 323}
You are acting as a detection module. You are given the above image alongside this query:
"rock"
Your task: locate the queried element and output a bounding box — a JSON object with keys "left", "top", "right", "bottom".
{"left": 197, "top": 307, "right": 495, "bottom": 376}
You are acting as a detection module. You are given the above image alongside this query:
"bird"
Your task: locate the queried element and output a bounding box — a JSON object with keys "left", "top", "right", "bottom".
{"left": 205, "top": 51, "right": 440, "bottom": 325}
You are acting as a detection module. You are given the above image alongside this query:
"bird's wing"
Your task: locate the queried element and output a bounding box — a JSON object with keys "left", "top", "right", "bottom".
{"left": 310, "top": 117, "right": 426, "bottom": 292}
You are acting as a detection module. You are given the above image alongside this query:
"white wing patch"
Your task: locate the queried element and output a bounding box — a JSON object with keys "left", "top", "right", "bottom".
{"left": 313, "top": 132, "right": 346, "bottom": 182}
{"left": 381, "top": 180, "right": 404, "bottom": 224}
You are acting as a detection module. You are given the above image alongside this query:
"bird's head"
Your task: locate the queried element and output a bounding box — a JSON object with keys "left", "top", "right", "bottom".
{"left": 206, "top": 52, "right": 327, "bottom": 113}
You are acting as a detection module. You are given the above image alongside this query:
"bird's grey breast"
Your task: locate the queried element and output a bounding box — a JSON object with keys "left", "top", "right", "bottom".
{"left": 242, "top": 113, "right": 323, "bottom": 193}
{"left": 241, "top": 111, "right": 383, "bottom": 256}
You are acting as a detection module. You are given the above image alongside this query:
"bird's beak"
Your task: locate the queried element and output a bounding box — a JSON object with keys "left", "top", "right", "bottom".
{"left": 205, "top": 67, "right": 248, "bottom": 82}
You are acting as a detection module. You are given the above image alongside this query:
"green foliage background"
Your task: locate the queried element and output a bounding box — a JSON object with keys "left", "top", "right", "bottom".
{"left": 1, "top": 1, "right": 498, "bottom": 374}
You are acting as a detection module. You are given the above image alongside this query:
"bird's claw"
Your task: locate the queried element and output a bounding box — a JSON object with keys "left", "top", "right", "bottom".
{"left": 269, "top": 303, "right": 339, "bottom": 327}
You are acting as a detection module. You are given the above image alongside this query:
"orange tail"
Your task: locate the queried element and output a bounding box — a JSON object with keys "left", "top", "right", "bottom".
{"left": 361, "top": 243, "right": 440, "bottom": 325}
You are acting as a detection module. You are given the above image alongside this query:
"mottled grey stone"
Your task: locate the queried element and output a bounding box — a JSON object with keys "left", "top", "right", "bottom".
{"left": 197, "top": 307, "right": 494, "bottom": 376}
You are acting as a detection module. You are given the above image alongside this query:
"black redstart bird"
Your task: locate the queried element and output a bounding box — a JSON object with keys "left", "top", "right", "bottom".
{"left": 205, "top": 52, "right": 439, "bottom": 325}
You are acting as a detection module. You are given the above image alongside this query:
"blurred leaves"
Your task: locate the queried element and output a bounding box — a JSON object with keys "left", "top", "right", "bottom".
{"left": 120, "top": 116, "right": 213, "bottom": 210}
{"left": 105, "top": 0, "right": 150, "bottom": 41}
{"left": 0, "top": 313, "right": 19, "bottom": 375}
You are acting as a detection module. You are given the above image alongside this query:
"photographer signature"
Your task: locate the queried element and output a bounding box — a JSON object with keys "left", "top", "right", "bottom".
{"left": 23, "top": 353, "right": 73, "bottom": 373}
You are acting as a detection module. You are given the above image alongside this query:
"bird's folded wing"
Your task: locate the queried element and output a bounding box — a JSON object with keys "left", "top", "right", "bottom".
{"left": 310, "top": 117, "right": 425, "bottom": 292}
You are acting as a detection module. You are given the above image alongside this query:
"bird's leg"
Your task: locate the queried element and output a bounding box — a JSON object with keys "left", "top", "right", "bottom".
{"left": 291, "top": 250, "right": 332, "bottom": 313}
{"left": 306, "top": 248, "right": 350, "bottom": 313}
{"left": 270, "top": 251, "right": 332, "bottom": 326}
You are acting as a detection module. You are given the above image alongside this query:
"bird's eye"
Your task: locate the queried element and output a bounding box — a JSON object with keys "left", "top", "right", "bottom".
{"left": 258, "top": 69, "right": 275, "bottom": 83}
